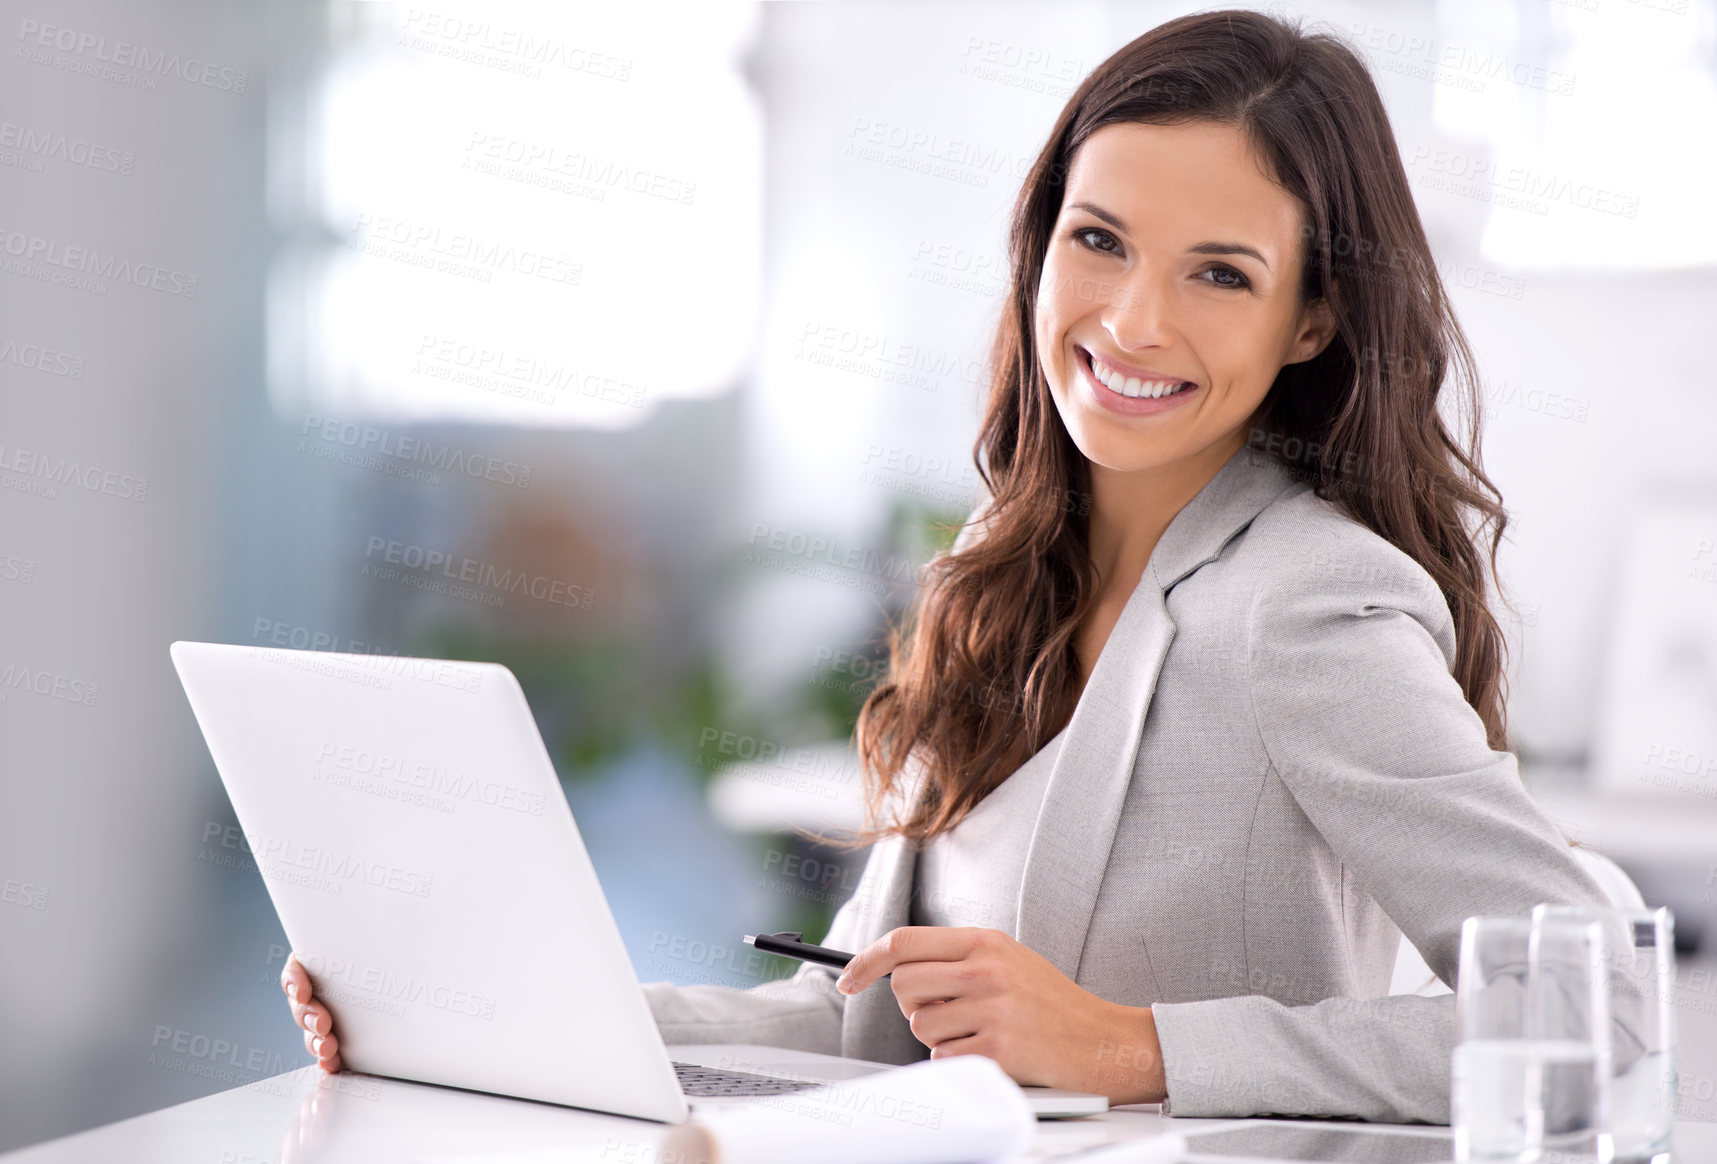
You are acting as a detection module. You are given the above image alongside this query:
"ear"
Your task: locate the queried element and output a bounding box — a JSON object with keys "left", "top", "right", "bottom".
{"left": 1286, "top": 280, "right": 1339, "bottom": 365}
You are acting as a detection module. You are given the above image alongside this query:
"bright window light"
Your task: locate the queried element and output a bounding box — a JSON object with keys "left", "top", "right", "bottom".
{"left": 268, "top": 0, "right": 763, "bottom": 428}
{"left": 1433, "top": 0, "right": 1717, "bottom": 271}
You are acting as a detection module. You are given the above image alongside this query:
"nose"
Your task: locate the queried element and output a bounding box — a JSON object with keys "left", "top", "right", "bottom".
{"left": 1101, "top": 270, "right": 1175, "bottom": 352}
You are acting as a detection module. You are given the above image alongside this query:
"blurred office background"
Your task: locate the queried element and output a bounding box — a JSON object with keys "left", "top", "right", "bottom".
{"left": 3, "top": 0, "right": 1716, "bottom": 1151}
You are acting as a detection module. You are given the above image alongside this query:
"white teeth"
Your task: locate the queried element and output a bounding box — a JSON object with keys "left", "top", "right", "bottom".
{"left": 1088, "top": 352, "right": 1186, "bottom": 398}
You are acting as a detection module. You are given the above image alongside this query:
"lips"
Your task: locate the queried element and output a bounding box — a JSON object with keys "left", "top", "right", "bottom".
{"left": 1077, "top": 346, "right": 1195, "bottom": 400}
{"left": 1073, "top": 344, "right": 1201, "bottom": 417}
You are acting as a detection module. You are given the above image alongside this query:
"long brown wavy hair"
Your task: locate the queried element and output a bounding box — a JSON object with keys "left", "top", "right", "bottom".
{"left": 847, "top": 9, "right": 1512, "bottom": 847}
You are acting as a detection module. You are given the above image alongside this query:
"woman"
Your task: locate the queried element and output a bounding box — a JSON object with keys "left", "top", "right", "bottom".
{"left": 281, "top": 9, "right": 1612, "bottom": 1122}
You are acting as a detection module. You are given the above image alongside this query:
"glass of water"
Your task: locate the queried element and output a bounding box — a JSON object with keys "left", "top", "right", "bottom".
{"left": 1535, "top": 905, "right": 1676, "bottom": 1164}
{"left": 1452, "top": 916, "right": 1614, "bottom": 1164}
{"left": 1454, "top": 917, "right": 1538, "bottom": 1162}
{"left": 1526, "top": 914, "right": 1613, "bottom": 1164}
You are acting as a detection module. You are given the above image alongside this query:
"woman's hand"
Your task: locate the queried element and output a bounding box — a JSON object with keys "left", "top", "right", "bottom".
{"left": 836, "top": 926, "right": 1165, "bottom": 1105}
{"left": 280, "top": 953, "right": 343, "bottom": 1074}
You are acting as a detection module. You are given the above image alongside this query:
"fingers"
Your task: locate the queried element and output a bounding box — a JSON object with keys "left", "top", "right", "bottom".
{"left": 888, "top": 959, "right": 986, "bottom": 1015}
{"left": 283, "top": 955, "right": 312, "bottom": 1032}
{"left": 906, "top": 996, "right": 983, "bottom": 1051}
{"left": 301, "top": 1002, "right": 332, "bottom": 1037}
{"left": 281, "top": 952, "right": 341, "bottom": 1071}
{"left": 281, "top": 953, "right": 311, "bottom": 1008}
{"left": 302, "top": 1024, "right": 341, "bottom": 1072}
{"left": 839, "top": 927, "right": 981, "bottom": 995}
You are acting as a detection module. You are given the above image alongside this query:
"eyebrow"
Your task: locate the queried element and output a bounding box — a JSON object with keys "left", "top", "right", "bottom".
{"left": 1066, "top": 200, "right": 1271, "bottom": 271}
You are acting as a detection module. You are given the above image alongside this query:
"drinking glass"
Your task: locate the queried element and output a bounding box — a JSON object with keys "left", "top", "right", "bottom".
{"left": 1534, "top": 905, "right": 1676, "bottom": 1164}
{"left": 1526, "top": 915, "right": 1613, "bottom": 1164}
{"left": 1452, "top": 916, "right": 1614, "bottom": 1164}
{"left": 1454, "top": 917, "right": 1540, "bottom": 1163}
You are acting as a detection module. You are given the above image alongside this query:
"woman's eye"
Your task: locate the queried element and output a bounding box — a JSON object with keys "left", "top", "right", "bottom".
{"left": 1201, "top": 265, "right": 1250, "bottom": 290}
{"left": 1074, "top": 227, "right": 1120, "bottom": 254}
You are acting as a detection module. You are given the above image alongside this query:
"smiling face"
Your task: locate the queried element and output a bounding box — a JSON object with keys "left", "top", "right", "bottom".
{"left": 1034, "top": 119, "right": 1336, "bottom": 477}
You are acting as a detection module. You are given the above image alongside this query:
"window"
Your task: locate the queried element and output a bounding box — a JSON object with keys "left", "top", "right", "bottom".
{"left": 267, "top": 0, "right": 763, "bottom": 427}
{"left": 1432, "top": 0, "right": 1717, "bottom": 270}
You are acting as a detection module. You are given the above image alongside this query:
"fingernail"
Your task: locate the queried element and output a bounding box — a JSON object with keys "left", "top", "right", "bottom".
{"left": 286, "top": 983, "right": 298, "bottom": 1002}
{"left": 313, "top": 1037, "right": 325, "bottom": 1056}
{"left": 306, "top": 1013, "right": 320, "bottom": 1035}
{"left": 836, "top": 973, "right": 852, "bottom": 993}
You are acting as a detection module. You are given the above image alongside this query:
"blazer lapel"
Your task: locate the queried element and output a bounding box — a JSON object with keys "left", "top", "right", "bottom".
{"left": 1013, "top": 576, "right": 1175, "bottom": 981}
{"left": 1014, "top": 446, "right": 1303, "bottom": 982}
{"left": 838, "top": 832, "right": 928, "bottom": 1063}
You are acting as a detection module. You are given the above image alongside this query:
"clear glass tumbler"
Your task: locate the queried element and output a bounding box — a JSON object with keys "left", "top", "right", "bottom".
{"left": 1452, "top": 916, "right": 1614, "bottom": 1164}
{"left": 1526, "top": 915, "right": 1613, "bottom": 1164}
{"left": 1454, "top": 917, "right": 1541, "bottom": 1163}
{"left": 1534, "top": 905, "right": 1676, "bottom": 1164}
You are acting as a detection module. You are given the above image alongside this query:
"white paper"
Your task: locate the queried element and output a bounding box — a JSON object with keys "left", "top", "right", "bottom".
{"left": 658, "top": 1055, "right": 1037, "bottom": 1164}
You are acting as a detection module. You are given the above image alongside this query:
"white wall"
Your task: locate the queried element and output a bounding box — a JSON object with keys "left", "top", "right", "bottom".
{"left": 0, "top": 0, "right": 273, "bottom": 1147}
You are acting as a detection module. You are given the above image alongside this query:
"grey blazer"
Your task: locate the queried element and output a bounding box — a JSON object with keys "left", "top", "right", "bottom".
{"left": 641, "top": 444, "right": 1611, "bottom": 1123}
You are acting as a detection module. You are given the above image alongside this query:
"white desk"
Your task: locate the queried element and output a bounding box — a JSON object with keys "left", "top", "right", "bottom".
{"left": 4, "top": 1065, "right": 1714, "bottom": 1164}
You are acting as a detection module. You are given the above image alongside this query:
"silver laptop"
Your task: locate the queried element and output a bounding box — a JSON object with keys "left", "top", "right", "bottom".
{"left": 170, "top": 641, "right": 1108, "bottom": 1122}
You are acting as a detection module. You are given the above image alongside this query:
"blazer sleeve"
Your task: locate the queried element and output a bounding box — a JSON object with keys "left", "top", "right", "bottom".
{"left": 640, "top": 794, "right": 910, "bottom": 1053}
{"left": 640, "top": 886, "right": 875, "bottom": 1054}
{"left": 1148, "top": 529, "right": 1613, "bottom": 1124}
{"left": 639, "top": 960, "right": 846, "bottom": 1055}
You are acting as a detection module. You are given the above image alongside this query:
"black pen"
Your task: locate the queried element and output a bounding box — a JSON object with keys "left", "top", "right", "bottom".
{"left": 743, "top": 931, "right": 891, "bottom": 980}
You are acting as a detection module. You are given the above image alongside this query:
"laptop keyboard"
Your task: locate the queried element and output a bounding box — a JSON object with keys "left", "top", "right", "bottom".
{"left": 672, "top": 1061, "right": 826, "bottom": 1097}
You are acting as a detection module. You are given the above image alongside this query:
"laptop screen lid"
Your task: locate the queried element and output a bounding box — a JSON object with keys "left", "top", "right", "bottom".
{"left": 170, "top": 640, "right": 690, "bottom": 1123}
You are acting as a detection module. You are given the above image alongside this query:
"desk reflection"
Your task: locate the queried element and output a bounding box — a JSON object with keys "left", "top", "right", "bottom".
{"left": 1182, "top": 1122, "right": 1456, "bottom": 1163}
{"left": 268, "top": 1068, "right": 670, "bottom": 1164}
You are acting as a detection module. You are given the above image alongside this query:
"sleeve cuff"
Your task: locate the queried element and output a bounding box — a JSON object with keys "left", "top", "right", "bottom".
{"left": 1149, "top": 994, "right": 1454, "bottom": 1123}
